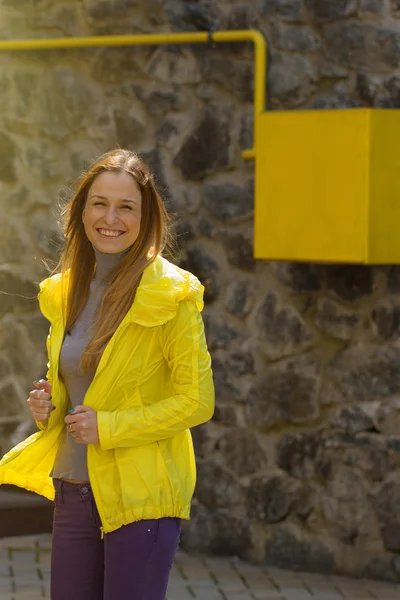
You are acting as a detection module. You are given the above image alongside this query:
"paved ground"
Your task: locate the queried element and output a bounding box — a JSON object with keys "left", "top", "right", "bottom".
{"left": 0, "top": 534, "right": 399, "bottom": 600}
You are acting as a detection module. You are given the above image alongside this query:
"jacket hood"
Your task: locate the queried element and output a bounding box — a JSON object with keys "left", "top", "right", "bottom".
{"left": 38, "top": 255, "right": 204, "bottom": 327}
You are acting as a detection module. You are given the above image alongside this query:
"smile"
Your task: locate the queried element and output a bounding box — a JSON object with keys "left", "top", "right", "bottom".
{"left": 97, "top": 228, "right": 125, "bottom": 238}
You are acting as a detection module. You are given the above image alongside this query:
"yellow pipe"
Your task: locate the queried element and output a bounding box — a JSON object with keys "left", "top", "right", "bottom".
{"left": 0, "top": 30, "right": 266, "bottom": 160}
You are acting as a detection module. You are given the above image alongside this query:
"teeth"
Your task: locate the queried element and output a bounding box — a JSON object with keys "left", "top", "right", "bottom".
{"left": 98, "top": 229, "right": 121, "bottom": 238}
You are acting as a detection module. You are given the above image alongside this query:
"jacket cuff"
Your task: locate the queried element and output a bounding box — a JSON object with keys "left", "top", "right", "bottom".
{"left": 35, "top": 420, "right": 48, "bottom": 431}
{"left": 97, "top": 411, "right": 112, "bottom": 450}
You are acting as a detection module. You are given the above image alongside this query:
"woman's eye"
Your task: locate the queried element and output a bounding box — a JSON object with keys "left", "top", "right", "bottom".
{"left": 94, "top": 201, "right": 105, "bottom": 206}
{"left": 121, "top": 205, "right": 133, "bottom": 210}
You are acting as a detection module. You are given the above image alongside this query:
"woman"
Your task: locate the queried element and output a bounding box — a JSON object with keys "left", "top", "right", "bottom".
{"left": 0, "top": 149, "right": 215, "bottom": 600}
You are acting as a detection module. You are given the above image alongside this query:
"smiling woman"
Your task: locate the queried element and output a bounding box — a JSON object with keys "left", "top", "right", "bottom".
{"left": 0, "top": 148, "right": 215, "bottom": 600}
{"left": 83, "top": 171, "right": 142, "bottom": 253}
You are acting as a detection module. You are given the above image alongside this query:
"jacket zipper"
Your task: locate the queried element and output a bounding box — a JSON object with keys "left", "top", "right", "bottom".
{"left": 84, "top": 321, "right": 134, "bottom": 536}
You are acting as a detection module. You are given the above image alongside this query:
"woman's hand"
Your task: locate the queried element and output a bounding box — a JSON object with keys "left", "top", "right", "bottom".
{"left": 64, "top": 406, "right": 99, "bottom": 445}
{"left": 27, "top": 379, "right": 54, "bottom": 423}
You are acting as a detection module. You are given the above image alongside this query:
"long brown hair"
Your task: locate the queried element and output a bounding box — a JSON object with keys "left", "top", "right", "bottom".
{"left": 56, "top": 149, "right": 171, "bottom": 372}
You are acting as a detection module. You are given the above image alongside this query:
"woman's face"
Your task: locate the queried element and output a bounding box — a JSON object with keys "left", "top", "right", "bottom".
{"left": 82, "top": 171, "right": 142, "bottom": 254}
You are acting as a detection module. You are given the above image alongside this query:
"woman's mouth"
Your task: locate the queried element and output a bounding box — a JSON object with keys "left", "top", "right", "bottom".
{"left": 97, "top": 228, "right": 124, "bottom": 238}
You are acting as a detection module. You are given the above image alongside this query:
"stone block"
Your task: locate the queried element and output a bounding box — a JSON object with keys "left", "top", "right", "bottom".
{"left": 254, "top": 293, "right": 316, "bottom": 360}
{"left": 320, "top": 494, "right": 381, "bottom": 544}
{"left": 210, "top": 357, "right": 242, "bottom": 403}
{"left": 269, "top": 53, "right": 317, "bottom": 107}
{"left": 392, "top": 0, "right": 400, "bottom": 17}
{"left": 306, "top": 0, "right": 357, "bottom": 20}
{"left": 322, "top": 344, "right": 400, "bottom": 405}
{"left": 0, "top": 132, "right": 17, "bottom": 182}
{"left": 146, "top": 47, "right": 201, "bottom": 85}
{"left": 375, "top": 473, "right": 400, "bottom": 551}
{"left": 277, "top": 430, "right": 330, "bottom": 479}
{"left": 312, "top": 82, "right": 360, "bottom": 109}
{"left": 199, "top": 53, "right": 254, "bottom": 103}
{"left": 220, "top": 231, "right": 256, "bottom": 272}
{"left": 203, "top": 314, "right": 239, "bottom": 350}
{"left": 84, "top": 0, "right": 138, "bottom": 20}
{"left": 225, "top": 280, "right": 254, "bottom": 317}
{"left": 325, "top": 264, "right": 373, "bottom": 300}
{"left": 179, "top": 246, "right": 220, "bottom": 303}
{"left": 271, "top": 23, "right": 321, "bottom": 52}
{"left": 203, "top": 181, "right": 253, "bottom": 223}
{"left": 265, "top": 524, "right": 335, "bottom": 573}
{"left": 272, "top": 262, "right": 325, "bottom": 292}
{"left": 324, "top": 22, "right": 400, "bottom": 72}
{"left": 174, "top": 105, "right": 232, "bottom": 180}
{"left": 0, "top": 273, "right": 37, "bottom": 317}
{"left": 360, "top": 0, "right": 386, "bottom": 15}
{"left": 375, "top": 398, "right": 400, "bottom": 435}
{"left": 314, "top": 298, "right": 359, "bottom": 340}
{"left": 372, "top": 300, "right": 400, "bottom": 339}
{"left": 218, "top": 429, "right": 267, "bottom": 477}
{"left": 260, "top": 0, "right": 304, "bottom": 21}
{"left": 246, "top": 354, "right": 320, "bottom": 427}
{"left": 330, "top": 403, "right": 380, "bottom": 434}
{"left": 165, "top": 0, "right": 219, "bottom": 31}
{"left": 181, "top": 504, "right": 251, "bottom": 557}
{"left": 195, "top": 459, "right": 243, "bottom": 509}
{"left": 248, "top": 474, "right": 301, "bottom": 523}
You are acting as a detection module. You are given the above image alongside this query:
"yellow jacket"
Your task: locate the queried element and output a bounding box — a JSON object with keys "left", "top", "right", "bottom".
{"left": 0, "top": 256, "right": 215, "bottom": 533}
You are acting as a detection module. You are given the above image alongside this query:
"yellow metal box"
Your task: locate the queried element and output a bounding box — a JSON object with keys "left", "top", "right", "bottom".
{"left": 255, "top": 108, "right": 400, "bottom": 264}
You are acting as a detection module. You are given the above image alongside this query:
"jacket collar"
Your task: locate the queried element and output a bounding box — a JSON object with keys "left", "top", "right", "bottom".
{"left": 38, "top": 255, "right": 204, "bottom": 327}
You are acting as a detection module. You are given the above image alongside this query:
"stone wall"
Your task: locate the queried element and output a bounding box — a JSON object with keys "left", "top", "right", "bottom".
{"left": 1, "top": 0, "right": 400, "bottom": 581}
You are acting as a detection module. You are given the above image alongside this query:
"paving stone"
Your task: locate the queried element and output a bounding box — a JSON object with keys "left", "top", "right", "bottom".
{"left": 282, "top": 591, "right": 314, "bottom": 600}
{"left": 13, "top": 592, "right": 43, "bottom": 598}
{"left": 204, "top": 558, "right": 238, "bottom": 581}
{"left": 166, "top": 582, "right": 194, "bottom": 599}
{"left": 252, "top": 590, "right": 285, "bottom": 600}
{"left": 176, "top": 555, "right": 211, "bottom": 580}
{"left": 223, "top": 594, "right": 253, "bottom": 600}
{"left": 190, "top": 587, "right": 224, "bottom": 599}
{"left": 0, "top": 537, "right": 38, "bottom": 550}
{"left": 370, "top": 594, "right": 400, "bottom": 600}
{"left": 251, "top": 592, "right": 284, "bottom": 599}
{"left": 305, "top": 590, "right": 343, "bottom": 599}
{"left": 1, "top": 534, "right": 400, "bottom": 600}
{"left": 219, "top": 581, "right": 250, "bottom": 593}
{"left": 0, "top": 580, "right": 11, "bottom": 590}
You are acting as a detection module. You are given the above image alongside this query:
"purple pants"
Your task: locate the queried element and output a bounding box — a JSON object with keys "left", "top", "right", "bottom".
{"left": 51, "top": 479, "right": 181, "bottom": 600}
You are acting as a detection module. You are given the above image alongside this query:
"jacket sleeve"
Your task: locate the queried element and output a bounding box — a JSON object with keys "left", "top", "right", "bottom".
{"left": 97, "top": 300, "right": 215, "bottom": 450}
{"left": 35, "top": 327, "right": 52, "bottom": 432}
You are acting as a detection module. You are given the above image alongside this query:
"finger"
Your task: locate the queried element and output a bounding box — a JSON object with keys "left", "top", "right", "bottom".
{"left": 65, "top": 413, "right": 86, "bottom": 425}
{"left": 69, "top": 405, "right": 90, "bottom": 415}
{"left": 29, "top": 398, "right": 53, "bottom": 409}
{"left": 28, "top": 408, "right": 50, "bottom": 420}
{"left": 31, "top": 410, "right": 51, "bottom": 420}
{"left": 29, "top": 399, "right": 51, "bottom": 410}
{"left": 33, "top": 379, "right": 52, "bottom": 393}
{"left": 32, "top": 392, "right": 52, "bottom": 403}
{"left": 38, "top": 391, "right": 51, "bottom": 402}
{"left": 73, "top": 436, "right": 85, "bottom": 445}
{"left": 32, "top": 416, "right": 50, "bottom": 423}
{"left": 30, "top": 404, "right": 52, "bottom": 414}
{"left": 70, "top": 421, "right": 87, "bottom": 433}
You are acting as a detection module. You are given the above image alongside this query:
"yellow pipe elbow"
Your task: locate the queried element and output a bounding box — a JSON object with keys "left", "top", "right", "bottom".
{"left": 0, "top": 30, "right": 267, "bottom": 160}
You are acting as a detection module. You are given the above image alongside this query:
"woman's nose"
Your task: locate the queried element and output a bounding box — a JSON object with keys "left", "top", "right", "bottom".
{"left": 104, "top": 207, "right": 118, "bottom": 225}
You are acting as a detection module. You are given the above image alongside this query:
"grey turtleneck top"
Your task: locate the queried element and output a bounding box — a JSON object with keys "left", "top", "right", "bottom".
{"left": 52, "top": 248, "right": 126, "bottom": 482}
